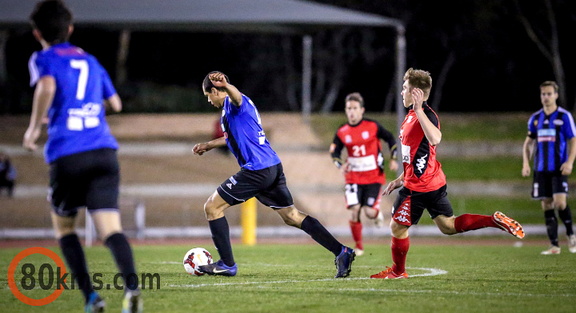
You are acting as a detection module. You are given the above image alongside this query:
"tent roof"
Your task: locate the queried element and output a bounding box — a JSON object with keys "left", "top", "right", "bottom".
{"left": 0, "top": 0, "right": 402, "bottom": 33}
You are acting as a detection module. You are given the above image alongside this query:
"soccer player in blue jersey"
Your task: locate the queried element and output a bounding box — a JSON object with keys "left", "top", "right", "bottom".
{"left": 23, "top": 1, "right": 142, "bottom": 312}
{"left": 522, "top": 81, "right": 576, "bottom": 255}
{"left": 193, "top": 71, "right": 355, "bottom": 278}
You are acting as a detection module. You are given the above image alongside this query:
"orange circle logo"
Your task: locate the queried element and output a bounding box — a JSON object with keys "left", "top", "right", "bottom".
{"left": 7, "top": 247, "right": 67, "bottom": 306}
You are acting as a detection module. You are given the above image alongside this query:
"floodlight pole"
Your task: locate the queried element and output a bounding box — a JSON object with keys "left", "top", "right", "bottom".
{"left": 395, "top": 23, "right": 406, "bottom": 136}
{"left": 302, "top": 35, "right": 313, "bottom": 125}
{"left": 395, "top": 23, "right": 406, "bottom": 176}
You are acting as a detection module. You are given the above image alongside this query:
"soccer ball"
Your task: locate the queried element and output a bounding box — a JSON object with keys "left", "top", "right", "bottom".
{"left": 183, "top": 247, "right": 213, "bottom": 276}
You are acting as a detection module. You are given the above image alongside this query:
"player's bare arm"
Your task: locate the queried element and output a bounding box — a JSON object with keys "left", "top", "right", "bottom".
{"left": 383, "top": 173, "right": 404, "bottom": 195}
{"left": 388, "top": 159, "right": 399, "bottom": 171}
{"left": 521, "top": 136, "right": 535, "bottom": 177}
{"left": 412, "top": 88, "right": 442, "bottom": 146}
{"left": 560, "top": 137, "right": 576, "bottom": 175}
{"left": 210, "top": 72, "right": 243, "bottom": 106}
{"left": 193, "top": 136, "right": 227, "bottom": 156}
{"left": 23, "top": 75, "right": 55, "bottom": 151}
{"left": 104, "top": 94, "right": 122, "bottom": 113}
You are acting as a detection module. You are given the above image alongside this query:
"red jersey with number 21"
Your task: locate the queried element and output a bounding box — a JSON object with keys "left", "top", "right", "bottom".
{"left": 334, "top": 119, "right": 388, "bottom": 184}
{"left": 399, "top": 104, "right": 446, "bottom": 192}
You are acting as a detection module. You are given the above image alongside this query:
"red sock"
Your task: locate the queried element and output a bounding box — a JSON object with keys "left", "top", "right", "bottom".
{"left": 391, "top": 236, "right": 409, "bottom": 274}
{"left": 349, "top": 221, "right": 363, "bottom": 250}
{"left": 454, "top": 214, "right": 497, "bottom": 233}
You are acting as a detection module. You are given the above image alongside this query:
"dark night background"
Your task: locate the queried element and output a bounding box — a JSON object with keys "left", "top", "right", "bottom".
{"left": 2, "top": 0, "right": 576, "bottom": 114}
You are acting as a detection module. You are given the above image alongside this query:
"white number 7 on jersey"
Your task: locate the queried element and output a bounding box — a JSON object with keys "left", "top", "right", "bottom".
{"left": 70, "top": 59, "right": 88, "bottom": 100}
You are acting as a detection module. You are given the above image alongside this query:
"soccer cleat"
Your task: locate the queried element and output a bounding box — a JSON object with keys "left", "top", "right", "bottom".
{"left": 122, "top": 289, "right": 143, "bottom": 313}
{"left": 334, "top": 246, "right": 355, "bottom": 278}
{"left": 85, "top": 291, "right": 105, "bottom": 313}
{"left": 492, "top": 211, "right": 525, "bottom": 239}
{"left": 370, "top": 266, "right": 408, "bottom": 279}
{"left": 541, "top": 246, "right": 561, "bottom": 255}
{"left": 198, "top": 260, "right": 238, "bottom": 276}
{"left": 355, "top": 249, "right": 364, "bottom": 256}
{"left": 374, "top": 210, "right": 385, "bottom": 228}
{"left": 568, "top": 235, "right": 576, "bottom": 253}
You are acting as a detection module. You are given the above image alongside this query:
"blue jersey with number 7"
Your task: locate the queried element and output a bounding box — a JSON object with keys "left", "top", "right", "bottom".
{"left": 28, "top": 42, "right": 118, "bottom": 163}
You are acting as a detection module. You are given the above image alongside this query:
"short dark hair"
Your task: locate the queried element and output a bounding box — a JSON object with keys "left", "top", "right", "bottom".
{"left": 30, "top": 0, "right": 72, "bottom": 44}
{"left": 345, "top": 92, "right": 364, "bottom": 107}
{"left": 540, "top": 81, "right": 559, "bottom": 93}
{"left": 202, "top": 71, "right": 230, "bottom": 93}
{"left": 404, "top": 67, "right": 432, "bottom": 98}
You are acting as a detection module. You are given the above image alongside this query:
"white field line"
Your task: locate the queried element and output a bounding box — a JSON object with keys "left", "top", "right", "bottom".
{"left": 166, "top": 266, "right": 576, "bottom": 298}
{"left": 169, "top": 267, "right": 447, "bottom": 288}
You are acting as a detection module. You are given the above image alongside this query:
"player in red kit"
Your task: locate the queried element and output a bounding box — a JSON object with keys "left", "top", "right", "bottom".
{"left": 370, "top": 68, "right": 525, "bottom": 279}
{"left": 330, "top": 92, "right": 398, "bottom": 256}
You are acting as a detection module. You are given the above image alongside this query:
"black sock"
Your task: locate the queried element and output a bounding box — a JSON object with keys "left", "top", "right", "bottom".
{"left": 59, "top": 233, "right": 93, "bottom": 301}
{"left": 209, "top": 217, "right": 235, "bottom": 266}
{"left": 300, "top": 216, "right": 343, "bottom": 256}
{"left": 105, "top": 233, "right": 138, "bottom": 291}
{"left": 558, "top": 205, "right": 574, "bottom": 236}
{"left": 544, "top": 210, "right": 559, "bottom": 246}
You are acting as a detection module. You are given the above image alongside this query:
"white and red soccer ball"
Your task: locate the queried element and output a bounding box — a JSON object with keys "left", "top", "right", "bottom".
{"left": 183, "top": 247, "right": 213, "bottom": 276}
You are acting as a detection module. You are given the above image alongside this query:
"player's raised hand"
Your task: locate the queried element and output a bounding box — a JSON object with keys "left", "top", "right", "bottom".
{"left": 411, "top": 88, "right": 424, "bottom": 110}
{"left": 209, "top": 72, "right": 227, "bottom": 88}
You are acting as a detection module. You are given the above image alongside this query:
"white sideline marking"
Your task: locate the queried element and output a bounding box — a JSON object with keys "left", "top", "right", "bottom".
{"left": 170, "top": 267, "right": 447, "bottom": 289}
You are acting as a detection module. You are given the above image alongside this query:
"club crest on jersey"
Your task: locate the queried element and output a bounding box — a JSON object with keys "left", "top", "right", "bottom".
{"left": 362, "top": 131, "right": 369, "bottom": 139}
{"left": 345, "top": 135, "right": 352, "bottom": 143}
{"left": 554, "top": 119, "right": 564, "bottom": 126}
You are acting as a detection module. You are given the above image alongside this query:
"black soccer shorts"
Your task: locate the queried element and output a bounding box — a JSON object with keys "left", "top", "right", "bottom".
{"left": 217, "top": 163, "right": 294, "bottom": 209}
{"left": 531, "top": 171, "right": 568, "bottom": 199}
{"left": 49, "top": 148, "right": 120, "bottom": 217}
{"left": 391, "top": 184, "right": 454, "bottom": 226}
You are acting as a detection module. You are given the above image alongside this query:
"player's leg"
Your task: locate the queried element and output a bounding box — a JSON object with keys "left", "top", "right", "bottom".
{"left": 348, "top": 205, "right": 364, "bottom": 255}
{"left": 430, "top": 186, "right": 524, "bottom": 238}
{"left": 371, "top": 189, "right": 413, "bottom": 279}
{"left": 91, "top": 211, "right": 138, "bottom": 290}
{"left": 344, "top": 183, "right": 364, "bottom": 254}
{"left": 202, "top": 190, "right": 236, "bottom": 269}
{"left": 370, "top": 219, "right": 409, "bottom": 279}
{"left": 275, "top": 205, "right": 355, "bottom": 278}
{"left": 540, "top": 198, "right": 561, "bottom": 254}
{"left": 360, "top": 184, "right": 385, "bottom": 227}
{"left": 275, "top": 205, "right": 344, "bottom": 255}
{"left": 88, "top": 148, "right": 142, "bottom": 312}
{"left": 49, "top": 154, "right": 102, "bottom": 309}
{"left": 552, "top": 175, "right": 575, "bottom": 252}
{"left": 51, "top": 212, "right": 99, "bottom": 303}
{"left": 560, "top": 204, "right": 576, "bottom": 253}
{"left": 91, "top": 211, "right": 142, "bottom": 312}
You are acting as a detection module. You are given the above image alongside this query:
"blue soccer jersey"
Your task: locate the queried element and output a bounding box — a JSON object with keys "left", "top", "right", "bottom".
{"left": 527, "top": 107, "right": 576, "bottom": 172}
{"left": 220, "top": 94, "right": 280, "bottom": 170}
{"left": 28, "top": 42, "right": 119, "bottom": 163}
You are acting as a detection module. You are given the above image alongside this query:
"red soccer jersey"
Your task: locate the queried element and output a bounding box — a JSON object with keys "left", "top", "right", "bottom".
{"left": 332, "top": 119, "right": 396, "bottom": 185}
{"left": 399, "top": 104, "right": 446, "bottom": 192}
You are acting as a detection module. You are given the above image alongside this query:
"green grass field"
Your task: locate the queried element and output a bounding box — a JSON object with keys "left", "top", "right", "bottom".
{"left": 2, "top": 241, "right": 575, "bottom": 313}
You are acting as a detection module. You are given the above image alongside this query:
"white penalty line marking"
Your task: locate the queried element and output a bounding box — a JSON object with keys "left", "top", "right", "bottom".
{"left": 170, "top": 267, "right": 447, "bottom": 289}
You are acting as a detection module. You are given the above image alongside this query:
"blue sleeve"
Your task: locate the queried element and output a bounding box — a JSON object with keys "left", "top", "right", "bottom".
{"left": 562, "top": 112, "right": 576, "bottom": 139}
{"left": 527, "top": 115, "right": 536, "bottom": 138}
